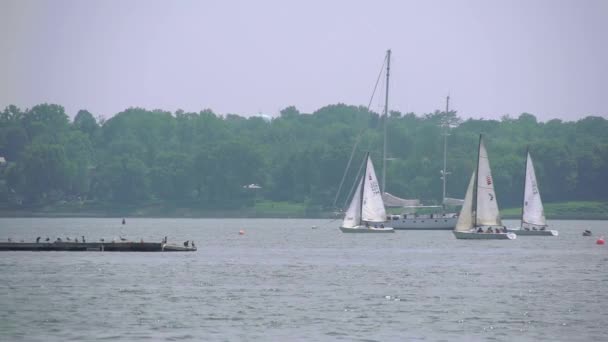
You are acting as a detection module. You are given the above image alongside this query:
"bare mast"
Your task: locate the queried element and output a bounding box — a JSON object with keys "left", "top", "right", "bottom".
{"left": 382, "top": 49, "right": 391, "bottom": 194}
{"left": 441, "top": 95, "right": 450, "bottom": 210}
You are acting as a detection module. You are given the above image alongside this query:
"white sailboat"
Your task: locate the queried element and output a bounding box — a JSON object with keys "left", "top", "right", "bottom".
{"left": 340, "top": 153, "right": 395, "bottom": 233}
{"left": 507, "top": 149, "right": 558, "bottom": 236}
{"left": 452, "top": 135, "right": 516, "bottom": 240}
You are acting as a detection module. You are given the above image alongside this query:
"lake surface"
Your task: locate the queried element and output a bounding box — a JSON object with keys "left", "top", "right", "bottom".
{"left": 1, "top": 218, "right": 608, "bottom": 341}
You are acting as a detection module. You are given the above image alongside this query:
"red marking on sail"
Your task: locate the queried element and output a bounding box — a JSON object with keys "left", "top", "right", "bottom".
{"left": 486, "top": 176, "right": 492, "bottom": 185}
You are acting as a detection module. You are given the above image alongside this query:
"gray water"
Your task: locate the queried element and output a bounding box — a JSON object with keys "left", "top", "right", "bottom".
{"left": 1, "top": 218, "right": 608, "bottom": 341}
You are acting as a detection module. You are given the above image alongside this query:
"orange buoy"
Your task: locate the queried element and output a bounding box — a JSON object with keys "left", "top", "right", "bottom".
{"left": 239, "top": 229, "right": 245, "bottom": 235}
{"left": 596, "top": 237, "right": 605, "bottom": 245}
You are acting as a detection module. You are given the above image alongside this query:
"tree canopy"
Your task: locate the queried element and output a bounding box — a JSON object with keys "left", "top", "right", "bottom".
{"left": 1, "top": 103, "right": 607, "bottom": 213}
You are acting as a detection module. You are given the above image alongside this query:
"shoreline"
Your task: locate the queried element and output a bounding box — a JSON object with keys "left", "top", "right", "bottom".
{"left": 1, "top": 200, "right": 607, "bottom": 220}
{"left": 0, "top": 211, "right": 606, "bottom": 220}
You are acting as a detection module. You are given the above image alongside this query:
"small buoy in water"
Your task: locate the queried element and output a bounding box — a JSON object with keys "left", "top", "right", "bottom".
{"left": 239, "top": 229, "right": 245, "bottom": 235}
{"left": 596, "top": 237, "right": 605, "bottom": 245}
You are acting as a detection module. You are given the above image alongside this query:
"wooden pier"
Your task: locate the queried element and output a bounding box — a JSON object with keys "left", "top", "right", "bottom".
{"left": 0, "top": 241, "right": 196, "bottom": 252}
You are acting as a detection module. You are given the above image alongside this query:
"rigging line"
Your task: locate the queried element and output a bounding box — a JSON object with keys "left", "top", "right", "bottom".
{"left": 315, "top": 217, "right": 342, "bottom": 229}
{"left": 342, "top": 151, "right": 367, "bottom": 210}
{"left": 332, "top": 54, "right": 389, "bottom": 209}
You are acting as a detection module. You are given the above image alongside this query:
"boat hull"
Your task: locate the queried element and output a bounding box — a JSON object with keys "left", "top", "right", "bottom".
{"left": 453, "top": 231, "right": 516, "bottom": 240}
{"left": 339, "top": 226, "right": 395, "bottom": 233}
{"left": 387, "top": 217, "right": 458, "bottom": 230}
{"left": 507, "top": 228, "right": 558, "bottom": 236}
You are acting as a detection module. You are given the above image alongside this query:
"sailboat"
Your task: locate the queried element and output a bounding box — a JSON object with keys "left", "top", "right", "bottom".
{"left": 452, "top": 135, "right": 516, "bottom": 239}
{"left": 340, "top": 153, "right": 395, "bottom": 233}
{"left": 507, "top": 149, "right": 558, "bottom": 236}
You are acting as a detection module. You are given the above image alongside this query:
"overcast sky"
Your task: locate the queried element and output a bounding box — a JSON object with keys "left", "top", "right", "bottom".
{"left": 1, "top": 0, "right": 606, "bottom": 121}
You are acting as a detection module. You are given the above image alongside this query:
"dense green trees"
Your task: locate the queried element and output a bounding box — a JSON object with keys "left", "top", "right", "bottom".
{"left": 0, "top": 102, "right": 606, "bottom": 212}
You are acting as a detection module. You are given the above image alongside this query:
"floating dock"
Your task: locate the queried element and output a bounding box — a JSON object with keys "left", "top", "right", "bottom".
{"left": 0, "top": 241, "right": 196, "bottom": 252}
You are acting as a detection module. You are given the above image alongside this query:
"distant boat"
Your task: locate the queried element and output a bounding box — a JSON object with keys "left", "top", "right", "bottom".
{"left": 507, "top": 149, "right": 558, "bottom": 236}
{"left": 339, "top": 152, "right": 394, "bottom": 233}
{"left": 383, "top": 96, "right": 461, "bottom": 230}
{"left": 452, "top": 135, "right": 516, "bottom": 240}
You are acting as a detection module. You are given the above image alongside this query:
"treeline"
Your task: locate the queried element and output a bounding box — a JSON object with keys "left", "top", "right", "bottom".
{"left": 0, "top": 103, "right": 607, "bottom": 212}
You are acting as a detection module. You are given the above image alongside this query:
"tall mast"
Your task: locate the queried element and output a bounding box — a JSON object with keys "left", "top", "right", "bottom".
{"left": 382, "top": 49, "right": 391, "bottom": 194}
{"left": 520, "top": 146, "right": 530, "bottom": 225}
{"left": 441, "top": 95, "right": 450, "bottom": 210}
{"left": 473, "top": 134, "right": 482, "bottom": 228}
{"left": 359, "top": 152, "right": 370, "bottom": 226}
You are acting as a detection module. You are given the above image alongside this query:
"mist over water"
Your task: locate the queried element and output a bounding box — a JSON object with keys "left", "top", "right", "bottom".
{"left": 1, "top": 218, "right": 607, "bottom": 341}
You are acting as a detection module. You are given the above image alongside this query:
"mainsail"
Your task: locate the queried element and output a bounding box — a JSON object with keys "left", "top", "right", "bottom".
{"left": 522, "top": 152, "right": 546, "bottom": 226}
{"left": 362, "top": 156, "right": 387, "bottom": 222}
{"left": 382, "top": 192, "right": 421, "bottom": 207}
{"left": 341, "top": 154, "right": 387, "bottom": 226}
{"left": 455, "top": 172, "right": 475, "bottom": 232}
{"left": 475, "top": 138, "right": 502, "bottom": 226}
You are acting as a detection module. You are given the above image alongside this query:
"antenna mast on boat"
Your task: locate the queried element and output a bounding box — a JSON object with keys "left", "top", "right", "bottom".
{"left": 441, "top": 95, "right": 450, "bottom": 210}
{"left": 382, "top": 49, "right": 391, "bottom": 194}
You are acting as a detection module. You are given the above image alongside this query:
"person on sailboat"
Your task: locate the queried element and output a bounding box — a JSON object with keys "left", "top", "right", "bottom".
{"left": 486, "top": 227, "right": 494, "bottom": 233}
{"left": 477, "top": 227, "right": 483, "bottom": 233}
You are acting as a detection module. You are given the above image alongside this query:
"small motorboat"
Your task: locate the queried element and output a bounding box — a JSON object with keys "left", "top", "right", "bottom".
{"left": 583, "top": 230, "right": 592, "bottom": 237}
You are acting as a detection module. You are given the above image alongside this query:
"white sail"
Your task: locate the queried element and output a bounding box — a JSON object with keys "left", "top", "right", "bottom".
{"left": 342, "top": 177, "right": 363, "bottom": 228}
{"left": 455, "top": 172, "right": 475, "bottom": 232}
{"left": 382, "top": 192, "right": 421, "bottom": 207}
{"left": 476, "top": 139, "right": 502, "bottom": 226}
{"left": 362, "top": 156, "right": 387, "bottom": 222}
{"left": 522, "top": 152, "right": 546, "bottom": 226}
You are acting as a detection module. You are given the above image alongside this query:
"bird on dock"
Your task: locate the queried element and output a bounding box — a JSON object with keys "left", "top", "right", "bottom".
{"left": 45, "top": 237, "right": 50, "bottom": 242}
{"left": 100, "top": 238, "right": 105, "bottom": 242}
{"left": 66, "top": 237, "right": 71, "bottom": 241}
{"left": 120, "top": 236, "right": 127, "bottom": 241}
{"left": 36, "top": 237, "right": 41, "bottom": 243}
{"left": 82, "top": 236, "right": 86, "bottom": 243}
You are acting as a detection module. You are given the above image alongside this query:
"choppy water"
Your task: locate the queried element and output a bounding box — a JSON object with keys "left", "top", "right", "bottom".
{"left": 1, "top": 218, "right": 608, "bottom": 341}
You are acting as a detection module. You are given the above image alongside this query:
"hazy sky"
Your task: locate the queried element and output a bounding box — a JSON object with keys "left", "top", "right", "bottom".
{"left": 1, "top": 0, "right": 606, "bottom": 121}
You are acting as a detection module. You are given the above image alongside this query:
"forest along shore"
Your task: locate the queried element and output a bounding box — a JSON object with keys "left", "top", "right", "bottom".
{"left": 2, "top": 105, "right": 607, "bottom": 217}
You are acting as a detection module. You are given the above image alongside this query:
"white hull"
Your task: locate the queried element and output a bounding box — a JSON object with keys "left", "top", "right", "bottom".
{"left": 453, "top": 231, "right": 516, "bottom": 240}
{"left": 507, "top": 228, "right": 558, "bottom": 236}
{"left": 388, "top": 216, "right": 457, "bottom": 230}
{"left": 339, "top": 226, "right": 395, "bottom": 233}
